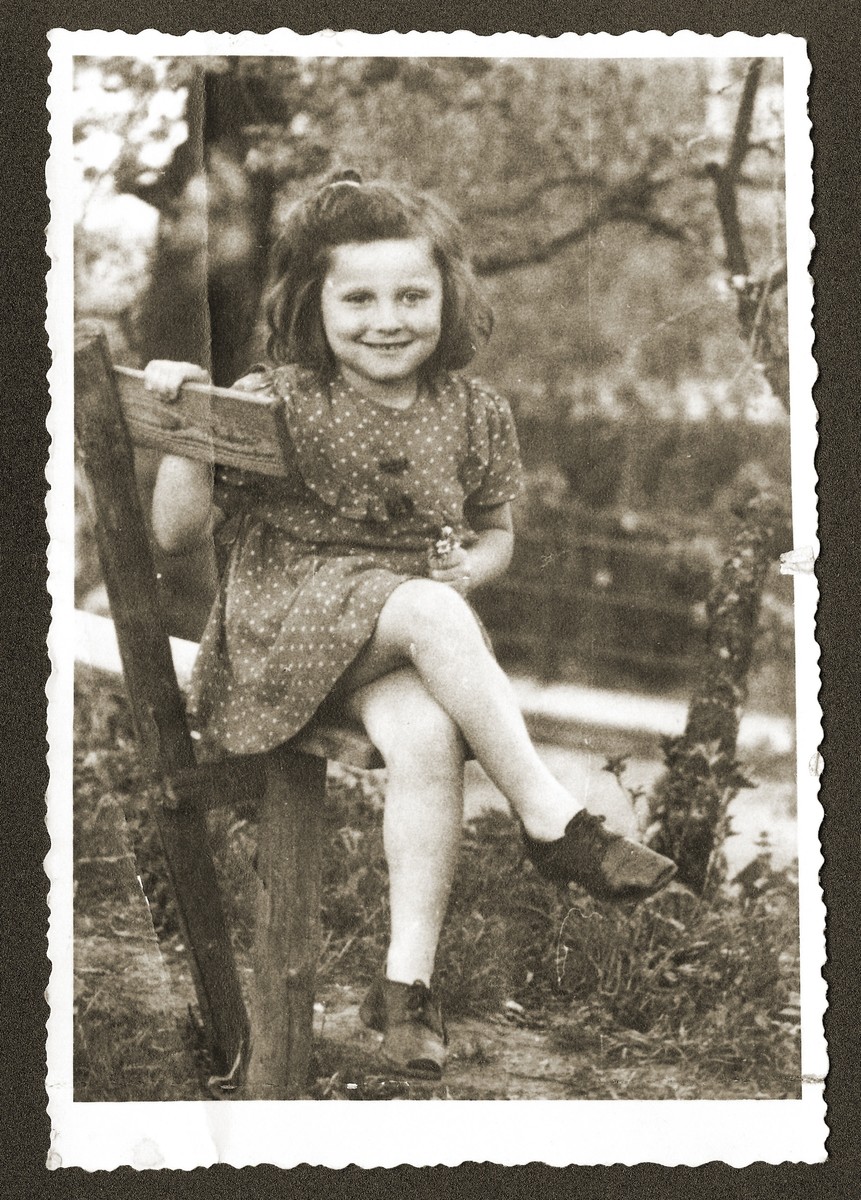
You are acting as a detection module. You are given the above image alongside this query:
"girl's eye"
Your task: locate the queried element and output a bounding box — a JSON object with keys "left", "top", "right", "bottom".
{"left": 344, "top": 292, "right": 372, "bottom": 305}
{"left": 402, "top": 291, "right": 428, "bottom": 304}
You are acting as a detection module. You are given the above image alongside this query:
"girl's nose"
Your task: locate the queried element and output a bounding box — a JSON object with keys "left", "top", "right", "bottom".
{"left": 372, "top": 300, "right": 403, "bottom": 331}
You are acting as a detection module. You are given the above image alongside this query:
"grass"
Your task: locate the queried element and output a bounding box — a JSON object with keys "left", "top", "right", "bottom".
{"left": 72, "top": 675, "right": 801, "bottom": 1101}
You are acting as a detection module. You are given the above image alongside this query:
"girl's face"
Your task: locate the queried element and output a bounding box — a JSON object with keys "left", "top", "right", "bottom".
{"left": 320, "top": 238, "right": 443, "bottom": 400}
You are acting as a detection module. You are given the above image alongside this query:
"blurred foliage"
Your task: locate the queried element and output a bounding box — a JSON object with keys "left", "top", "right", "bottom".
{"left": 73, "top": 53, "right": 788, "bottom": 413}
{"left": 471, "top": 407, "right": 794, "bottom": 699}
{"left": 72, "top": 53, "right": 794, "bottom": 698}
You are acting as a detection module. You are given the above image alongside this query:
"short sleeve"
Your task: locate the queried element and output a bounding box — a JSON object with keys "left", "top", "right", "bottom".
{"left": 231, "top": 368, "right": 271, "bottom": 394}
{"left": 232, "top": 364, "right": 391, "bottom": 522}
{"left": 460, "top": 382, "right": 525, "bottom": 509}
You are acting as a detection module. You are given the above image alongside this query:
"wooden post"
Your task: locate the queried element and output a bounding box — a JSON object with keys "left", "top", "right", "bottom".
{"left": 74, "top": 322, "right": 249, "bottom": 1081}
{"left": 245, "top": 746, "right": 326, "bottom": 1099}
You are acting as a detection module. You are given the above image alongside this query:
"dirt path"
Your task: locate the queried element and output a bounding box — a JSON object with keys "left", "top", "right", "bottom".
{"left": 137, "top": 939, "right": 741, "bottom": 1101}
{"left": 72, "top": 784, "right": 647, "bottom": 1101}
{"left": 78, "top": 925, "right": 743, "bottom": 1101}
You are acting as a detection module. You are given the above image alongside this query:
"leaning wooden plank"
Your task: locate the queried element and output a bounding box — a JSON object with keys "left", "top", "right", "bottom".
{"left": 74, "top": 322, "right": 250, "bottom": 1080}
{"left": 114, "top": 365, "right": 293, "bottom": 476}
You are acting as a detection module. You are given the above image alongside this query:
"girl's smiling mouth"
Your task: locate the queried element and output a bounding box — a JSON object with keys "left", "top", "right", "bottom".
{"left": 362, "top": 339, "right": 413, "bottom": 348}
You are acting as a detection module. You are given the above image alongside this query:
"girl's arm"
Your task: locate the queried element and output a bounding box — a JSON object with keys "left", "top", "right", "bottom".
{"left": 152, "top": 454, "right": 215, "bottom": 554}
{"left": 429, "top": 502, "right": 514, "bottom": 595}
{"left": 145, "top": 361, "right": 216, "bottom": 554}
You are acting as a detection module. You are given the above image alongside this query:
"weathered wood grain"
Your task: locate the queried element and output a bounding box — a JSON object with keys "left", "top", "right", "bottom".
{"left": 74, "top": 322, "right": 250, "bottom": 1080}
{"left": 114, "top": 365, "right": 294, "bottom": 476}
{"left": 245, "top": 747, "right": 327, "bottom": 1099}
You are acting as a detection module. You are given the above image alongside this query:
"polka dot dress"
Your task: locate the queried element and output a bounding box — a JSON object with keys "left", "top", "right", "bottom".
{"left": 190, "top": 364, "right": 524, "bottom": 754}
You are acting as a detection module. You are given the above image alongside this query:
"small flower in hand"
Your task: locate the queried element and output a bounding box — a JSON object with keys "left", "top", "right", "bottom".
{"left": 428, "top": 536, "right": 472, "bottom": 596}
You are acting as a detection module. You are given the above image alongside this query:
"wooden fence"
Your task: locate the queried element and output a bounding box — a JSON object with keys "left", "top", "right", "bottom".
{"left": 471, "top": 408, "right": 791, "bottom": 691}
{"left": 474, "top": 530, "right": 708, "bottom": 687}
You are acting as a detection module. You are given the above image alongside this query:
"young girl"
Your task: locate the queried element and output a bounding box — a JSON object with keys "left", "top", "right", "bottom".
{"left": 147, "top": 171, "right": 676, "bottom": 1080}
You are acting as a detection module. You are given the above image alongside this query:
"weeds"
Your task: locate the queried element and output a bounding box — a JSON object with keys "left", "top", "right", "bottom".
{"left": 73, "top": 678, "right": 800, "bottom": 1100}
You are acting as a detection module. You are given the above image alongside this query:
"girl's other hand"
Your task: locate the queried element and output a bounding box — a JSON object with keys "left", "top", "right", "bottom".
{"left": 427, "top": 543, "right": 472, "bottom": 596}
{"left": 144, "top": 360, "right": 210, "bottom": 403}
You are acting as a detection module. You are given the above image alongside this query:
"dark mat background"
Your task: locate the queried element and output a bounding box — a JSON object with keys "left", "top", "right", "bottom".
{"left": 4, "top": 1, "right": 856, "bottom": 1195}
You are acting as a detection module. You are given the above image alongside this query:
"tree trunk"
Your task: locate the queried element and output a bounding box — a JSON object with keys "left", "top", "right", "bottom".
{"left": 120, "top": 63, "right": 279, "bottom": 639}
{"left": 647, "top": 489, "right": 781, "bottom": 894}
{"left": 202, "top": 66, "right": 277, "bottom": 386}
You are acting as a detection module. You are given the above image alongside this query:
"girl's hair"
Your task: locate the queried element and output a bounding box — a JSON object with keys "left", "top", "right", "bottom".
{"left": 265, "top": 170, "right": 493, "bottom": 380}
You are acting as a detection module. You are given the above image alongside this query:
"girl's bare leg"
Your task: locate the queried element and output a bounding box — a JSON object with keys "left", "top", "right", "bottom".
{"left": 345, "top": 667, "right": 466, "bottom": 985}
{"left": 340, "top": 580, "right": 582, "bottom": 841}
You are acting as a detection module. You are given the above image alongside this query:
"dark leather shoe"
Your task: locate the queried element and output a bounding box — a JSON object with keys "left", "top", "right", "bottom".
{"left": 524, "top": 808, "right": 677, "bottom": 901}
{"left": 359, "top": 977, "right": 447, "bottom": 1079}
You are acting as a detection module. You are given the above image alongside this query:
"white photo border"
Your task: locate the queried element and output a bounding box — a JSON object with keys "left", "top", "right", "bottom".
{"left": 45, "top": 27, "right": 824, "bottom": 1169}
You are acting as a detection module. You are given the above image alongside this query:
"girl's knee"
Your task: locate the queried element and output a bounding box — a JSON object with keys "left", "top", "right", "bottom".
{"left": 368, "top": 680, "right": 465, "bottom": 778}
{"left": 391, "top": 712, "right": 465, "bottom": 779}
{"left": 384, "top": 578, "right": 479, "bottom": 652}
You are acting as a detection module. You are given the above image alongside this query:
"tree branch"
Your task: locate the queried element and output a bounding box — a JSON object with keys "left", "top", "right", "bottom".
{"left": 474, "top": 209, "right": 606, "bottom": 275}
{"left": 708, "top": 59, "right": 789, "bottom": 412}
{"left": 707, "top": 60, "right": 764, "bottom": 288}
{"left": 472, "top": 169, "right": 598, "bottom": 220}
{"left": 475, "top": 195, "right": 687, "bottom": 276}
{"left": 727, "top": 58, "right": 763, "bottom": 178}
